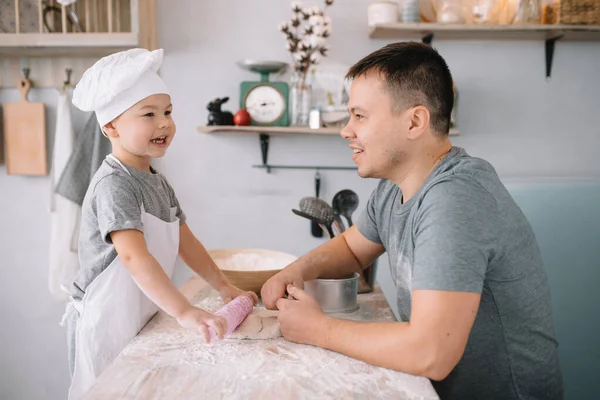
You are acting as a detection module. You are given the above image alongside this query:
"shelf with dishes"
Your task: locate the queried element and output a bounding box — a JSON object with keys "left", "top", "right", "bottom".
{"left": 369, "top": 21, "right": 600, "bottom": 79}
{"left": 368, "top": 22, "right": 600, "bottom": 41}
{"left": 367, "top": 0, "right": 600, "bottom": 79}
{"left": 197, "top": 125, "right": 460, "bottom": 136}
{"left": 0, "top": 0, "right": 156, "bottom": 57}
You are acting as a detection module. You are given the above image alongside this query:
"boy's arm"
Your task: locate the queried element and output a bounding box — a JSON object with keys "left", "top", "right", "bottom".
{"left": 178, "top": 223, "right": 229, "bottom": 290}
{"left": 110, "top": 229, "right": 192, "bottom": 318}
{"left": 178, "top": 223, "right": 258, "bottom": 304}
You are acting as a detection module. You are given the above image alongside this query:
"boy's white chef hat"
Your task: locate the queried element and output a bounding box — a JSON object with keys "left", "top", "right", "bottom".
{"left": 72, "top": 48, "right": 169, "bottom": 128}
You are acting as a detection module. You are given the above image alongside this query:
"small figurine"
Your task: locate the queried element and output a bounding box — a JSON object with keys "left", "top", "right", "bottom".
{"left": 206, "top": 97, "right": 234, "bottom": 126}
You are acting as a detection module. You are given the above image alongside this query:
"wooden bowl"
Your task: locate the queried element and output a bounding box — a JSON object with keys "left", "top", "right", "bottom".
{"left": 208, "top": 248, "right": 298, "bottom": 295}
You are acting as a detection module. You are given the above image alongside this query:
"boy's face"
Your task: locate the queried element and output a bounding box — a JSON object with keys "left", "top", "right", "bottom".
{"left": 105, "top": 94, "right": 176, "bottom": 159}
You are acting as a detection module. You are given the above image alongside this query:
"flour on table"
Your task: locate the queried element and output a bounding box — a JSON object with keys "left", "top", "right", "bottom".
{"left": 228, "top": 309, "right": 281, "bottom": 340}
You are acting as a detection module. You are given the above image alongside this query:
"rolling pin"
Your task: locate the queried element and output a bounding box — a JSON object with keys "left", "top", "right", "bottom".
{"left": 208, "top": 295, "right": 254, "bottom": 341}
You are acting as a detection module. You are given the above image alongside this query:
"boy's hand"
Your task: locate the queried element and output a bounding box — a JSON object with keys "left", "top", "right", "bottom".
{"left": 176, "top": 306, "right": 227, "bottom": 343}
{"left": 219, "top": 284, "right": 259, "bottom": 306}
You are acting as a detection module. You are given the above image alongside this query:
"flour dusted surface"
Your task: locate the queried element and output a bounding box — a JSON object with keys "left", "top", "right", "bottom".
{"left": 82, "top": 282, "right": 439, "bottom": 400}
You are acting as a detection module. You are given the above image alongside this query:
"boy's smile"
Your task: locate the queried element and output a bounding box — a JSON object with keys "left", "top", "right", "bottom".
{"left": 103, "top": 93, "right": 176, "bottom": 171}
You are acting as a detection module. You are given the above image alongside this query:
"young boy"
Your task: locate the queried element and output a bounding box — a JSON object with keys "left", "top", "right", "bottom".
{"left": 62, "top": 48, "right": 258, "bottom": 399}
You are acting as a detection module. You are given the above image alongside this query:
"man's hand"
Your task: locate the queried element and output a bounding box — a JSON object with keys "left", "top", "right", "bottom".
{"left": 261, "top": 270, "right": 304, "bottom": 310}
{"left": 176, "top": 306, "right": 227, "bottom": 343}
{"left": 218, "top": 284, "right": 258, "bottom": 306}
{"left": 276, "top": 285, "right": 329, "bottom": 346}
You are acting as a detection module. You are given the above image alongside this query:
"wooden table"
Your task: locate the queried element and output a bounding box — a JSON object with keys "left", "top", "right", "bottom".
{"left": 82, "top": 277, "right": 439, "bottom": 399}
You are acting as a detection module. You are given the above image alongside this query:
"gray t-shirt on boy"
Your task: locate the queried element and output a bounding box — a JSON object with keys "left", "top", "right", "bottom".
{"left": 70, "top": 156, "right": 186, "bottom": 300}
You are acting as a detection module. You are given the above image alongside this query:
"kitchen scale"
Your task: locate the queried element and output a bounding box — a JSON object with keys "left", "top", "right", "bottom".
{"left": 237, "top": 59, "right": 290, "bottom": 127}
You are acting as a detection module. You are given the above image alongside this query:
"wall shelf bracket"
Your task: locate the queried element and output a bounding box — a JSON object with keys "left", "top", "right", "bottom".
{"left": 545, "top": 33, "right": 565, "bottom": 80}
{"left": 254, "top": 132, "right": 357, "bottom": 173}
{"left": 422, "top": 33, "right": 434, "bottom": 45}
{"left": 259, "top": 133, "right": 271, "bottom": 173}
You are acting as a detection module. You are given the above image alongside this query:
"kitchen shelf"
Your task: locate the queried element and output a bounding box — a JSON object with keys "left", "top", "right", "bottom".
{"left": 0, "top": 33, "right": 140, "bottom": 57}
{"left": 198, "top": 125, "right": 459, "bottom": 173}
{"left": 198, "top": 125, "right": 343, "bottom": 136}
{"left": 197, "top": 125, "right": 460, "bottom": 136}
{"left": 368, "top": 23, "right": 600, "bottom": 41}
{"left": 369, "top": 23, "right": 600, "bottom": 79}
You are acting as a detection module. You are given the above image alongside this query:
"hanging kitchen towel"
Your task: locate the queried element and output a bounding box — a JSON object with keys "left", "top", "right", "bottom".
{"left": 49, "top": 90, "right": 81, "bottom": 302}
{"left": 55, "top": 112, "right": 111, "bottom": 206}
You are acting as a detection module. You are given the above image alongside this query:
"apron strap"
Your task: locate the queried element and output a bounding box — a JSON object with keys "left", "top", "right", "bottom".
{"left": 59, "top": 285, "right": 82, "bottom": 326}
{"left": 106, "top": 154, "right": 146, "bottom": 214}
{"left": 106, "top": 154, "right": 131, "bottom": 176}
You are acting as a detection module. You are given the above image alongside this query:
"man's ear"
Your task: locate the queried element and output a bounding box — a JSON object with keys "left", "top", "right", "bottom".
{"left": 103, "top": 122, "right": 118, "bottom": 138}
{"left": 406, "top": 105, "right": 430, "bottom": 140}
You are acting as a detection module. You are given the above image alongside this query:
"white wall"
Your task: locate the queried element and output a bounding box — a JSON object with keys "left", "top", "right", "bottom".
{"left": 1, "top": 0, "right": 599, "bottom": 398}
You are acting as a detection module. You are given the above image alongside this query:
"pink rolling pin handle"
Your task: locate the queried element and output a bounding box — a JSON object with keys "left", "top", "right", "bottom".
{"left": 208, "top": 295, "right": 254, "bottom": 341}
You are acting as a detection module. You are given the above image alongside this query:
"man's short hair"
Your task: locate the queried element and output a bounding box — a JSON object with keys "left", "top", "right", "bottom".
{"left": 346, "top": 41, "right": 454, "bottom": 136}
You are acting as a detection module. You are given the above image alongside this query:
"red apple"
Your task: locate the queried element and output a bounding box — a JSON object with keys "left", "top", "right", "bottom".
{"left": 234, "top": 109, "right": 251, "bottom": 126}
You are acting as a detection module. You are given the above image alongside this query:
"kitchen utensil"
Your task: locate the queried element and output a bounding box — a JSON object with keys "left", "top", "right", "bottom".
{"left": 3, "top": 77, "right": 47, "bottom": 176}
{"left": 236, "top": 60, "right": 289, "bottom": 75}
{"left": 42, "top": 0, "right": 85, "bottom": 32}
{"left": 304, "top": 272, "right": 359, "bottom": 313}
{"left": 208, "top": 248, "right": 298, "bottom": 294}
{"left": 333, "top": 213, "right": 346, "bottom": 235}
{"left": 332, "top": 189, "right": 359, "bottom": 227}
{"left": 292, "top": 208, "right": 334, "bottom": 238}
{"left": 311, "top": 171, "right": 324, "bottom": 238}
{"left": 299, "top": 196, "right": 336, "bottom": 238}
{"left": 208, "top": 295, "right": 254, "bottom": 341}
{"left": 331, "top": 189, "right": 377, "bottom": 293}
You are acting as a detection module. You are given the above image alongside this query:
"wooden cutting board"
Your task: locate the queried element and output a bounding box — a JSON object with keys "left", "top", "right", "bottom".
{"left": 3, "top": 78, "right": 47, "bottom": 176}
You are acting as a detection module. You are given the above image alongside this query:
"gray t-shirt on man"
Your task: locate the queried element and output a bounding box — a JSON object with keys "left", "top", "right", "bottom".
{"left": 357, "top": 147, "right": 563, "bottom": 400}
{"left": 70, "top": 156, "right": 186, "bottom": 300}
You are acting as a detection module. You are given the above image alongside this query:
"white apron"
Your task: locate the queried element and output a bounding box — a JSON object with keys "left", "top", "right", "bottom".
{"left": 66, "top": 154, "right": 180, "bottom": 400}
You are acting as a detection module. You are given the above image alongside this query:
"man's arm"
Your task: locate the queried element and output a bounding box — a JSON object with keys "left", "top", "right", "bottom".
{"left": 313, "top": 289, "right": 480, "bottom": 380}
{"left": 294, "top": 225, "right": 385, "bottom": 281}
{"left": 278, "top": 178, "right": 494, "bottom": 379}
{"left": 261, "top": 226, "right": 384, "bottom": 309}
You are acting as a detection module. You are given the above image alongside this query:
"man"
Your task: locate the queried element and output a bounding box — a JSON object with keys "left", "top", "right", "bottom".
{"left": 261, "top": 42, "right": 563, "bottom": 400}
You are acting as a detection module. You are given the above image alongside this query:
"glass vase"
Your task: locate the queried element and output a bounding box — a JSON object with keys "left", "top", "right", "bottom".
{"left": 289, "top": 73, "right": 312, "bottom": 126}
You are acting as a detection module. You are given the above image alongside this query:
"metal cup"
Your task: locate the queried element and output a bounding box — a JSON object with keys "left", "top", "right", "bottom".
{"left": 304, "top": 272, "right": 359, "bottom": 313}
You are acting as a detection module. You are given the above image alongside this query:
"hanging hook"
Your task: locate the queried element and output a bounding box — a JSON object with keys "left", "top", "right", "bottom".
{"left": 64, "top": 68, "right": 72, "bottom": 86}
{"left": 22, "top": 67, "right": 30, "bottom": 80}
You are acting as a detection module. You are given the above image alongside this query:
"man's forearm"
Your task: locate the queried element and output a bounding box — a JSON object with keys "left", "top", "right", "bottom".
{"left": 289, "top": 235, "right": 363, "bottom": 281}
{"left": 315, "top": 318, "right": 434, "bottom": 379}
